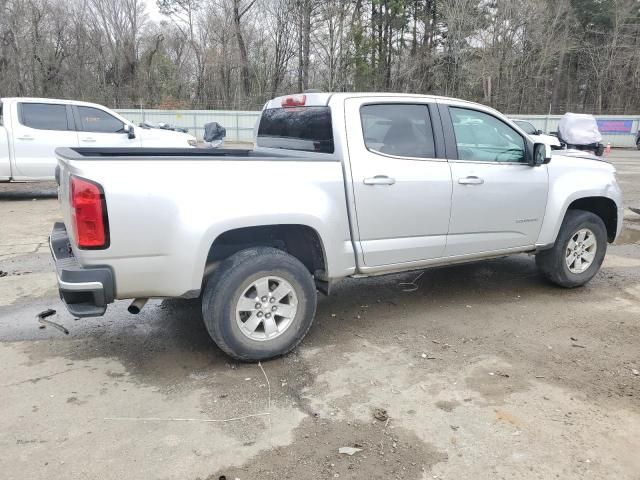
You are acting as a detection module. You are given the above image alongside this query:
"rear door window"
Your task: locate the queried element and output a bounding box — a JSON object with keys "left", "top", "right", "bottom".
{"left": 257, "top": 107, "right": 334, "bottom": 153}
{"left": 360, "top": 104, "right": 435, "bottom": 158}
{"left": 19, "top": 103, "right": 70, "bottom": 131}
{"left": 76, "top": 106, "right": 124, "bottom": 133}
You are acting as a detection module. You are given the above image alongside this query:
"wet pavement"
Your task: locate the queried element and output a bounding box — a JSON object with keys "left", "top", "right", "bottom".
{"left": 1, "top": 151, "right": 639, "bottom": 479}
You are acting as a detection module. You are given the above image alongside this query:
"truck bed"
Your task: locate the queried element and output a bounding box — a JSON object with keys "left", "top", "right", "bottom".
{"left": 54, "top": 145, "right": 355, "bottom": 300}
{"left": 56, "top": 147, "right": 339, "bottom": 162}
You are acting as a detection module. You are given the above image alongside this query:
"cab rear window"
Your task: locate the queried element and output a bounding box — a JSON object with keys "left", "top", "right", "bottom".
{"left": 257, "top": 107, "right": 334, "bottom": 153}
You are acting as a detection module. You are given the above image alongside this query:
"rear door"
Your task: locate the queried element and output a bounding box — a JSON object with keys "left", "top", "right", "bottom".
{"left": 74, "top": 105, "right": 139, "bottom": 147}
{"left": 11, "top": 102, "right": 79, "bottom": 179}
{"left": 440, "top": 103, "right": 548, "bottom": 256}
{"left": 345, "top": 98, "right": 452, "bottom": 267}
{"left": 0, "top": 102, "right": 10, "bottom": 180}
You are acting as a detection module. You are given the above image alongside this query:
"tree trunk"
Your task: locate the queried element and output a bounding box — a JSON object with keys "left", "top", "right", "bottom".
{"left": 233, "top": 0, "right": 251, "bottom": 98}
{"left": 302, "top": 1, "right": 311, "bottom": 90}
{"left": 296, "top": 0, "right": 311, "bottom": 91}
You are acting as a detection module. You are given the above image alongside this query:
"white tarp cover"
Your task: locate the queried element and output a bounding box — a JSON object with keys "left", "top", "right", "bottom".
{"left": 558, "top": 113, "right": 602, "bottom": 145}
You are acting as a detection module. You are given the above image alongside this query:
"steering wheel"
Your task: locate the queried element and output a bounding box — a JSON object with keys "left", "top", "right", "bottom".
{"left": 496, "top": 148, "right": 523, "bottom": 162}
{"left": 457, "top": 147, "right": 475, "bottom": 160}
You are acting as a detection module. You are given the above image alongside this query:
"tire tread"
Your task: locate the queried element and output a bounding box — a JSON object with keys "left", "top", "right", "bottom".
{"left": 536, "top": 209, "right": 607, "bottom": 288}
{"left": 202, "top": 247, "right": 316, "bottom": 361}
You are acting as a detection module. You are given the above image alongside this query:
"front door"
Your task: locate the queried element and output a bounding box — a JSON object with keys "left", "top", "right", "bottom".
{"left": 441, "top": 104, "right": 549, "bottom": 257}
{"left": 345, "top": 98, "right": 452, "bottom": 267}
{"left": 74, "top": 106, "right": 139, "bottom": 148}
{"left": 11, "top": 102, "right": 79, "bottom": 179}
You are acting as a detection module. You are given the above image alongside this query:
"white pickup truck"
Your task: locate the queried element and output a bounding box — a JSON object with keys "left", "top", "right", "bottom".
{"left": 50, "top": 92, "right": 623, "bottom": 361}
{"left": 1, "top": 97, "right": 196, "bottom": 181}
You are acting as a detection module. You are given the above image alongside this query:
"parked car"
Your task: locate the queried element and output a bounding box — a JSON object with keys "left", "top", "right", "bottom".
{"left": 139, "top": 121, "right": 189, "bottom": 134}
{"left": 557, "top": 113, "right": 605, "bottom": 156}
{"left": 513, "top": 119, "right": 561, "bottom": 155}
{"left": 0, "top": 98, "right": 197, "bottom": 182}
{"left": 50, "top": 92, "right": 623, "bottom": 361}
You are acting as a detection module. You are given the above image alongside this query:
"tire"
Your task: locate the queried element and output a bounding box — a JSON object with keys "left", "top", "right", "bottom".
{"left": 536, "top": 209, "right": 607, "bottom": 288}
{"left": 201, "top": 247, "right": 317, "bottom": 361}
{"left": 636, "top": 140, "right": 640, "bottom": 151}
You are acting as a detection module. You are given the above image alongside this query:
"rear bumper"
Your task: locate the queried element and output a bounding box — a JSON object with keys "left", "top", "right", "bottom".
{"left": 49, "top": 222, "right": 114, "bottom": 317}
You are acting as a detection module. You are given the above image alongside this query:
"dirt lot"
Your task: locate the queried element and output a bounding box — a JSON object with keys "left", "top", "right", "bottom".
{"left": 1, "top": 151, "right": 639, "bottom": 480}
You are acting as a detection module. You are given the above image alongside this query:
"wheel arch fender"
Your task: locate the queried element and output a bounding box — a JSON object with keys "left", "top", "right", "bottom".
{"left": 538, "top": 189, "right": 622, "bottom": 247}
{"left": 193, "top": 216, "right": 331, "bottom": 291}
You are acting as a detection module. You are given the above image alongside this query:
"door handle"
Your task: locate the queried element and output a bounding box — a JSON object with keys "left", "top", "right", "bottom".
{"left": 81, "top": 138, "right": 96, "bottom": 143}
{"left": 363, "top": 175, "right": 396, "bottom": 186}
{"left": 458, "top": 176, "right": 484, "bottom": 185}
{"left": 17, "top": 135, "right": 34, "bottom": 141}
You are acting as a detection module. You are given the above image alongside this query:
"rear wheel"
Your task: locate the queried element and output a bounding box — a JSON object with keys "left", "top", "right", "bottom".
{"left": 536, "top": 209, "right": 607, "bottom": 288}
{"left": 201, "top": 247, "right": 317, "bottom": 361}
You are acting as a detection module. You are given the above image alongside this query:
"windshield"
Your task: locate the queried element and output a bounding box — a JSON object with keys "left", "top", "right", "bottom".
{"left": 257, "top": 107, "right": 334, "bottom": 153}
{"left": 515, "top": 120, "right": 538, "bottom": 135}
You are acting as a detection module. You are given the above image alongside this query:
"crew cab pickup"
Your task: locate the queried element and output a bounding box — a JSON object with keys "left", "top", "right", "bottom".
{"left": 50, "top": 93, "right": 623, "bottom": 361}
{"left": 1, "top": 98, "right": 196, "bottom": 182}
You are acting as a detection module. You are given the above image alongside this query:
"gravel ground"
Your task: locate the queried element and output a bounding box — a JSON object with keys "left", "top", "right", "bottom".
{"left": 1, "top": 150, "right": 639, "bottom": 480}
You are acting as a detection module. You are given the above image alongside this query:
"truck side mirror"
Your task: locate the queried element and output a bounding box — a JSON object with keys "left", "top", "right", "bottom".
{"left": 532, "top": 143, "right": 550, "bottom": 166}
{"left": 123, "top": 124, "right": 136, "bottom": 140}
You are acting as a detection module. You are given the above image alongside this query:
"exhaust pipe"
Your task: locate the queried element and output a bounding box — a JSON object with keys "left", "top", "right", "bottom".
{"left": 128, "top": 298, "right": 148, "bottom": 315}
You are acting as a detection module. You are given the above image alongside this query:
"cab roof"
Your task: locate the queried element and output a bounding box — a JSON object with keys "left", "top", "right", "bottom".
{"left": 0, "top": 97, "right": 111, "bottom": 109}
{"left": 264, "top": 92, "right": 483, "bottom": 110}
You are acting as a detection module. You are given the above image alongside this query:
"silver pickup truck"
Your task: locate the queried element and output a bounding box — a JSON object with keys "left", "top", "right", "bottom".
{"left": 50, "top": 93, "right": 623, "bottom": 361}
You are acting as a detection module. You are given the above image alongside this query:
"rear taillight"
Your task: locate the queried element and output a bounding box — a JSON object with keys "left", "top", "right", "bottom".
{"left": 70, "top": 176, "right": 109, "bottom": 249}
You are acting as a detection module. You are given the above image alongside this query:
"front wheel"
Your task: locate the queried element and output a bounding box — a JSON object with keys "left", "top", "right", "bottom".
{"left": 536, "top": 210, "right": 607, "bottom": 288}
{"left": 201, "top": 247, "right": 317, "bottom": 361}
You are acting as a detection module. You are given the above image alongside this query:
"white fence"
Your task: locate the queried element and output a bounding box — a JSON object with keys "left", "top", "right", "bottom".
{"left": 115, "top": 109, "right": 260, "bottom": 143}
{"left": 514, "top": 114, "right": 640, "bottom": 148}
{"left": 115, "top": 109, "right": 640, "bottom": 148}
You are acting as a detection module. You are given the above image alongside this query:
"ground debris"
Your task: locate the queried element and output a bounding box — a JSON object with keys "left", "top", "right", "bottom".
{"left": 398, "top": 271, "right": 424, "bottom": 292}
{"left": 373, "top": 408, "right": 389, "bottom": 422}
{"left": 338, "top": 447, "right": 362, "bottom": 456}
{"left": 36, "top": 309, "right": 68, "bottom": 335}
{"left": 0, "top": 270, "right": 8, "bottom": 277}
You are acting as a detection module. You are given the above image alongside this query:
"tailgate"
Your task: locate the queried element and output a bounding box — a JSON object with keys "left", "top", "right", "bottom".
{"left": 55, "top": 157, "right": 75, "bottom": 244}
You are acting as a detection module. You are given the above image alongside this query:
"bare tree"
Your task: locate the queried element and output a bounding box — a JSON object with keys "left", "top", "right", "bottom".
{"left": 231, "top": 0, "right": 256, "bottom": 97}
{"left": 1, "top": 0, "right": 639, "bottom": 113}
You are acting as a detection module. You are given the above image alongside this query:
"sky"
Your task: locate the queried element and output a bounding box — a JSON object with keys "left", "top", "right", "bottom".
{"left": 145, "top": 1, "right": 165, "bottom": 24}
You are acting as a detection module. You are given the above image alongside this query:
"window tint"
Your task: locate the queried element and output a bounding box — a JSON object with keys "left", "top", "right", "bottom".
{"left": 77, "top": 106, "right": 124, "bottom": 133}
{"left": 20, "top": 103, "right": 69, "bottom": 131}
{"left": 360, "top": 104, "right": 435, "bottom": 158}
{"left": 514, "top": 120, "right": 537, "bottom": 135}
{"left": 451, "top": 108, "right": 525, "bottom": 163}
{"left": 257, "top": 107, "right": 334, "bottom": 153}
